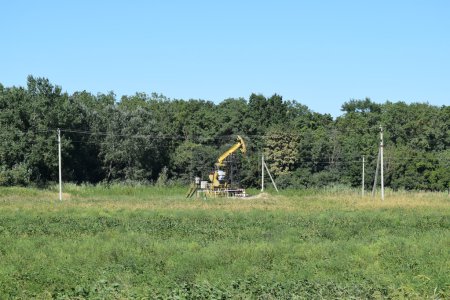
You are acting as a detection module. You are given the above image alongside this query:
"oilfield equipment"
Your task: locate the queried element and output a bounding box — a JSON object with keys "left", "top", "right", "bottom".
{"left": 186, "top": 135, "right": 247, "bottom": 198}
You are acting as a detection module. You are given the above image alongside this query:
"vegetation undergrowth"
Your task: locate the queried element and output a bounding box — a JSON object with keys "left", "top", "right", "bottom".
{"left": 0, "top": 185, "right": 448, "bottom": 299}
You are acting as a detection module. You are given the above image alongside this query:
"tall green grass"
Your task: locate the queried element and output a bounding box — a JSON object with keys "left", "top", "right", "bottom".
{"left": 0, "top": 185, "right": 448, "bottom": 299}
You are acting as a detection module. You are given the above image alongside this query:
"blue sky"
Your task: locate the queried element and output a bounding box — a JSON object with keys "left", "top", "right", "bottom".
{"left": 1, "top": 0, "right": 449, "bottom": 117}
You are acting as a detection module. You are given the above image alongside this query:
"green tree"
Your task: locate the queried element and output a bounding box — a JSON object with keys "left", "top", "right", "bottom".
{"left": 264, "top": 126, "right": 300, "bottom": 176}
{"left": 100, "top": 105, "right": 161, "bottom": 183}
{"left": 170, "top": 141, "right": 218, "bottom": 183}
{"left": 0, "top": 76, "right": 76, "bottom": 185}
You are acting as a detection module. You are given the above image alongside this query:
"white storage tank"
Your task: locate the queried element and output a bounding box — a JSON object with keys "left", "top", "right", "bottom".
{"left": 200, "top": 181, "right": 208, "bottom": 189}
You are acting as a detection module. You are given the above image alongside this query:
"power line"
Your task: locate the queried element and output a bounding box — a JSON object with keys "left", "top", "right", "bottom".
{"left": 1, "top": 128, "right": 449, "bottom": 163}
{"left": 22, "top": 126, "right": 383, "bottom": 138}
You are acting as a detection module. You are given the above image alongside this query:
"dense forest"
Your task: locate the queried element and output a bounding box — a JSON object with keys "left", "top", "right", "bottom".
{"left": 0, "top": 76, "right": 449, "bottom": 190}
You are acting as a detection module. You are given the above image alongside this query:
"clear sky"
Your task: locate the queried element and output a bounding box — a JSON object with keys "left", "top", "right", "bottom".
{"left": 1, "top": 0, "right": 449, "bottom": 117}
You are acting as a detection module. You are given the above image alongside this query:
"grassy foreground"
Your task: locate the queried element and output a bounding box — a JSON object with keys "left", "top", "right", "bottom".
{"left": 0, "top": 185, "right": 449, "bottom": 299}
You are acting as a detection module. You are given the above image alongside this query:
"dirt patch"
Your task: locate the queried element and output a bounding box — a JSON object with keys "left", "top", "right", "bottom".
{"left": 246, "top": 192, "right": 271, "bottom": 200}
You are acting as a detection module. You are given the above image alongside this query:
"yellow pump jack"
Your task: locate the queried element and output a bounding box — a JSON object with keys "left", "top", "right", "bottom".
{"left": 186, "top": 135, "right": 247, "bottom": 198}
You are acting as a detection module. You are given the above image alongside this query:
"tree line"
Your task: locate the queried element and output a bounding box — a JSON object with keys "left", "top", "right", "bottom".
{"left": 0, "top": 76, "right": 449, "bottom": 190}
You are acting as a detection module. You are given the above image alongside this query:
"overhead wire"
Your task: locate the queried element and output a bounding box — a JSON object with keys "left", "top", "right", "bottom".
{"left": 0, "top": 124, "right": 417, "bottom": 140}
{"left": 1, "top": 127, "right": 448, "bottom": 165}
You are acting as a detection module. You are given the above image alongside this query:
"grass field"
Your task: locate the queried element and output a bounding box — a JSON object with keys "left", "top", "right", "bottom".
{"left": 0, "top": 185, "right": 449, "bottom": 299}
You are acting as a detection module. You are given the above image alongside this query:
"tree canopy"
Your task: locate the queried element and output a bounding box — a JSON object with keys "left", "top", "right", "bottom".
{"left": 0, "top": 76, "right": 448, "bottom": 190}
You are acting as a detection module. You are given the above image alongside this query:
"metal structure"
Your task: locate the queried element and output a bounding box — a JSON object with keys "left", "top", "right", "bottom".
{"left": 186, "top": 135, "right": 247, "bottom": 198}
{"left": 58, "top": 128, "right": 62, "bottom": 201}
{"left": 372, "top": 125, "right": 385, "bottom": 200}
{"left": 261, "top": 154, "right": 278, "bottom": 192}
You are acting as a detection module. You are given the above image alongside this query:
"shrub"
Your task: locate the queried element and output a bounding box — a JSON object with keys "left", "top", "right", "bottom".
{"left": 0, "top": 163, "right": 31, "bottom": 186}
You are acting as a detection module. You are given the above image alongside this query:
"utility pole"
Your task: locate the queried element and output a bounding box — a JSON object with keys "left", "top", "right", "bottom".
{"left": 362, "top": 155, "right": 365, "bottom": 196}
{"left": 372, "top": 149, "right": 380, "bottom": 198}
{"left": 261, "top": 154, "right": 279, "bottom": 193}
{"left": 261, "top": 154, "right": 265, "bottom": 192}
{"left": 380, "top": 125, "right": 384, "bottom": 201}
{"left": 264, "top": 160, "right": 279, "bottom": 192}
{"left": 372, "top": 126, "right": 385, "bottom": 200}
{"left": 58, "top": 128, "right": 62, "bottom": 201}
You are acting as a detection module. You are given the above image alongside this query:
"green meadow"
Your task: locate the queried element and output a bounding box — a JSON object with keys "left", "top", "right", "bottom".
{"left": 0, "top": 185, "right": 449, "bottom": 299}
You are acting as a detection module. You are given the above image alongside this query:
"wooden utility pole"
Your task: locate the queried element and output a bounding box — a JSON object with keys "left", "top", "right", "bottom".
{"left": 58, "top": 128, "right": 62, "bottom": 201}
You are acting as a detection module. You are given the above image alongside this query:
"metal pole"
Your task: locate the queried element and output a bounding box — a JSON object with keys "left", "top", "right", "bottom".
{"left": 264, "top": 161, "right": 279, "bottom": 192}
{"left": 372, "top": 149, "right": 380, "bottom": 197}
{"left": 380, "top": 126, "right": 384, "bottom": 201}
{"left": 261, "top": 154, "right": 265, "bottom": 192}
{"left": 58, "top": 128, "right": 62, "bottom": 201}
{"left": 362, "top": 155, "right": 365, "bottom": 196}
